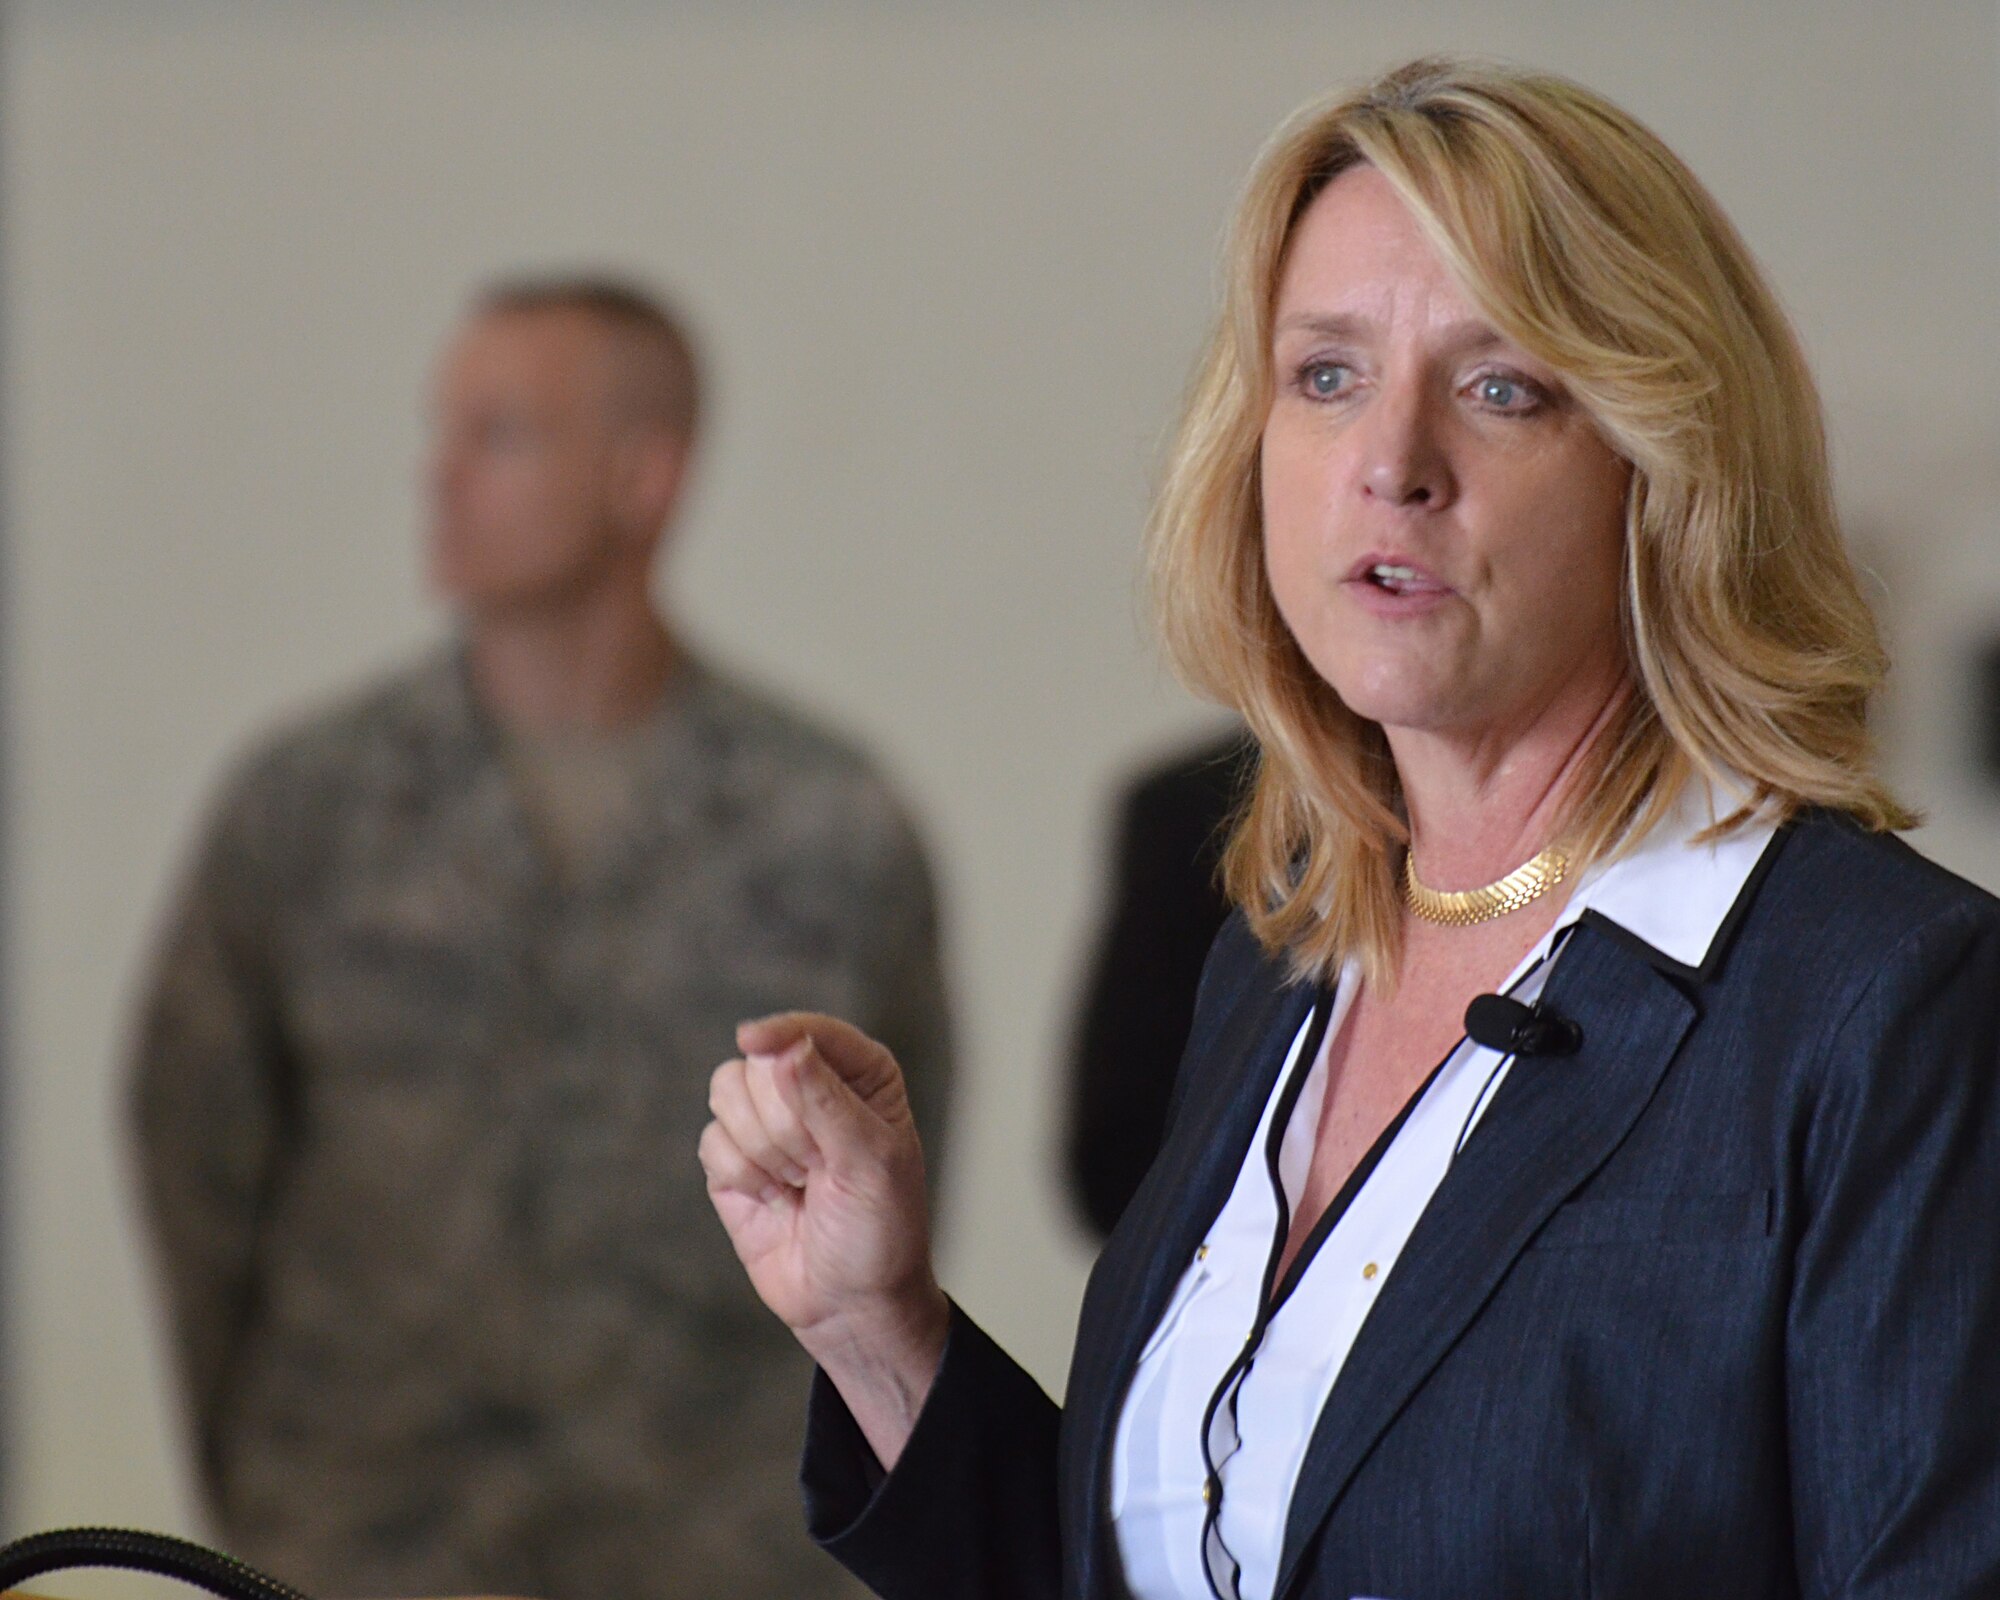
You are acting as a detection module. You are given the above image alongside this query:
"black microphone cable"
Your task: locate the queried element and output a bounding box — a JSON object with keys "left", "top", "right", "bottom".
{"left": 0, "top": 1527, "right": 311, "bottom": 1600}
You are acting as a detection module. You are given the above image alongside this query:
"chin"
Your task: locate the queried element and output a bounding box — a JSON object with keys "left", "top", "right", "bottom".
{"left": 1322, "top": 666, "right": 1462, "bottom": 734}
{"left": 430, "top": 550, "right": 543, "bottom": 610}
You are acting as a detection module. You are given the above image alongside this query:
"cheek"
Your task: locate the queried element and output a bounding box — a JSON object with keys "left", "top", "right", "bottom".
{"left": 1259, "top": 508, "right": 1318, "bottom": 653}
{"left": 485, "top": 465, "right": 580, "bottom": 547}
{"left": 1258, "top": 421, "right": 1319, "bottom": 534}
{"left": 1257, "top": 430, "right": 1332, "bottom": 625}
{"left": 463, "top": 459, "right": 533, "bottom": 519}
{"left": 1553, "top": 477, "right": 1629, "bottom": 627}
{"left": 1488, "top": 452, "right": 1627, "bottom": 625}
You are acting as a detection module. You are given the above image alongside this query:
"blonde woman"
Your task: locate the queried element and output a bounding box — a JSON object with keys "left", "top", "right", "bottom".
{"left": 701, "top": 58, "right": 2000, "bottom": 1600}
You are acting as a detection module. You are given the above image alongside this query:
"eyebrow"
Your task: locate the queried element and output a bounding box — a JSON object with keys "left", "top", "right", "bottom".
{"left": 1271, "top": 312, "right": 1509, "bottom": 357}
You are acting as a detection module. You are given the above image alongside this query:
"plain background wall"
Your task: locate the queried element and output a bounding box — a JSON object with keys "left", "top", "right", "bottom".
{"left": 3, "top": 0, "right": 1996, "bottom": 1546}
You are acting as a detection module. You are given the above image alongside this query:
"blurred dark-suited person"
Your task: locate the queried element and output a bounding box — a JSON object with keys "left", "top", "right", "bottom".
{"left": 1063, "top": 729, "right": 1250, "bottom": 1238}
{"left": 128, "top": 278, "right": 950, "bottom": 1600}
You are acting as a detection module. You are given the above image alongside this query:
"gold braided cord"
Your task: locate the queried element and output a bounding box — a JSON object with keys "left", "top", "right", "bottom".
{"left": 1403, "top": 844, "right": 1569, "bottom": 927}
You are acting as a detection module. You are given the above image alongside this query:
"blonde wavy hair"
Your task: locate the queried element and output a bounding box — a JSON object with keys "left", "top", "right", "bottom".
{"left": 1147, "top": 56, "right": 1913, "bottom": 986}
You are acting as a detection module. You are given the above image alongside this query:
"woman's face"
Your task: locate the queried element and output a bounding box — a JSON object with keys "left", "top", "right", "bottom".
{"left": 1260, "top": 165, "right": 1631, "bottom": 751}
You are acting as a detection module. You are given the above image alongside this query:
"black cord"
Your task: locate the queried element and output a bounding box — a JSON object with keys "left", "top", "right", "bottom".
{"left": 0, "top": 1527, "right": 312, "bottom": 1600}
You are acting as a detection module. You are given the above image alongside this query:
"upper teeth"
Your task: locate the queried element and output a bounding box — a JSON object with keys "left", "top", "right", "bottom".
{"left": 1374, "top": 564, "right": 1420, "bottom": 581}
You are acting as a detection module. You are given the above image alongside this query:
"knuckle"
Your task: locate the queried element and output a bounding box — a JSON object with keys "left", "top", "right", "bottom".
{"left": 700, "top": 1121, "right": 738, "bottom": 1165}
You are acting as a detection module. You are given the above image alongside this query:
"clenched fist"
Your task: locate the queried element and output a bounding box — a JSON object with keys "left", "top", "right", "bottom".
{"left": 700, "top": 1011, "right": 950, "bottom": 1468}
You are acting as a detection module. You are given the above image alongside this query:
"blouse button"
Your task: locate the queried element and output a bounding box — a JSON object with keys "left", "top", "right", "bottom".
{"left": 1362, "top": 1262, "right": 1379, "bottom": 1281}
{"left": 1196, "top": 1244, "right": 1211, "bottom": 1261}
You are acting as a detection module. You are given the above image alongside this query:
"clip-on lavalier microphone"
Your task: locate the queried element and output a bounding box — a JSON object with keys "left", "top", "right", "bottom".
{"left": 1463, "top": 992, "right": 1583, "bottom": 1057}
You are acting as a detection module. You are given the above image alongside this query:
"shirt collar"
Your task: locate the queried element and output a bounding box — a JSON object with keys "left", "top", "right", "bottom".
{"left": 1546, "top": 775, "right": 1778, "bottom": 977}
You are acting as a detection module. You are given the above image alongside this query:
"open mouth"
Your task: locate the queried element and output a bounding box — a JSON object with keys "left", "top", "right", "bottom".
{"left": 1363, "top": 562, "right": 1444, "bottom": 596}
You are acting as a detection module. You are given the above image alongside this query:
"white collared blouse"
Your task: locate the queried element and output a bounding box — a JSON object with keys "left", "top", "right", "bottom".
{"left": 1109, "top": 783, "right": 1777, "bottom": 1600}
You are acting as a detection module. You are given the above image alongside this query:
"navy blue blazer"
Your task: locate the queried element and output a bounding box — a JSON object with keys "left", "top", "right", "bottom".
{"left": 802, "top": 812, "right": 2000, "bottom": 1599}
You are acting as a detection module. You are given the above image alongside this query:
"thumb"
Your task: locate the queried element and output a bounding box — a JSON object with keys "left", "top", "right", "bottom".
{"left": 743, "top": 1011, "right": 902, "bottom": 1109}
{"left": 786, "top": 1036, "right": 883, "bottom": 1172}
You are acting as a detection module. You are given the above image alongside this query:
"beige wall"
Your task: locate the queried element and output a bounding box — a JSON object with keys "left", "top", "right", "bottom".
{"left": 4, "top": 0, "right": 1996, "bottom": 1541}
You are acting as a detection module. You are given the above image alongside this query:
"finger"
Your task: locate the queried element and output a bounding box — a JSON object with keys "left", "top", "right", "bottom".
{"left": 786, "top": 1036, "right": 893, "bottom": 1175}
{"left": 742, "top": 1046, "right": 821, "bottom": 1182}
{"left": 737, "top": 1011, "right": 813, "bottom": 1056}
{"left": 707, "top": 1058, "right": 805, "bottom": 1192}
{"left": 700, "top": 1079, "right": 792, "bottom": 1198}
{"left": 698, "top": 1119, "right": 787, "bottom": 1204}
{"left": 738, "top": 1011, "right": 903, "bottom": 1105}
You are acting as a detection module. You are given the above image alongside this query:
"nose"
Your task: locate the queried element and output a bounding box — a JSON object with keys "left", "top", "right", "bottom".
{"left": 1358, "top": 377, "right": 1453, "bottom": 509}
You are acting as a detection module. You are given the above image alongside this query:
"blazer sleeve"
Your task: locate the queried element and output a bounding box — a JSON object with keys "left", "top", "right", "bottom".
{"left": 802, "top": 1301, "right": 1064, "bottom": 1600}
{"left": 1786, "top": 896, "right": 2000, "bottom": 1597}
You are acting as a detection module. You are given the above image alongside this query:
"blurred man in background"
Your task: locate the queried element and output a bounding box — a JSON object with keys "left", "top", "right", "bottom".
{"left": 129, "top": 277, "right": 950, "bottom": 1600}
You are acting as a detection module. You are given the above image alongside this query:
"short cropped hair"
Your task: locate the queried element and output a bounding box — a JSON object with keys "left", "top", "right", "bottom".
{"left": 1145, "top": 56, "right": 1913, "bottom": 984}
{"left": 474, "top": 274, "right": 702, "bottom": 437}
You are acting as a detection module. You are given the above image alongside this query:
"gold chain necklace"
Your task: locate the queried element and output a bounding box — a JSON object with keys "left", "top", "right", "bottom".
{"left": 1404, "top": 844, "right": 1570, "bottom": 927}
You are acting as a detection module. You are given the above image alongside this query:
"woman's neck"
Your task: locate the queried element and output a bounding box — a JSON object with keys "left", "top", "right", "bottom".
{"left": 1390, "top": 672, "right": 1632, "bottom": 891}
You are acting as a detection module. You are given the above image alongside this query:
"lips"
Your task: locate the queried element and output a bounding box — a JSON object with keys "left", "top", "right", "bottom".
{"left": 1344, "top": 554, "right": 1451, "bottom": 597}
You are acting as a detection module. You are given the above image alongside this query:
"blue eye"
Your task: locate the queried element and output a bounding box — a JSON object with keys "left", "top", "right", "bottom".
{"left": 1473, "top": 373, "right": 1541, "bottom": 411}
{"left": 1302, "top": 362, "right": 1351, "bottom": 399}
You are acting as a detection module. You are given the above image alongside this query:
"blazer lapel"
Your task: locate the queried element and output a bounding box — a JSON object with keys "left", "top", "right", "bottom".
{"left": 1272, "top": 923, "right": 1698, "bottom": 1598}
{"left": 1064, "top": 956, "right": 1318, "bottom": 1600}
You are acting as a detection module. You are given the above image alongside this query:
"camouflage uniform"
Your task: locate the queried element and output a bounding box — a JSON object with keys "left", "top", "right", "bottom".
{"left": 129, "top": 650, "right": 950, "bottom": 1600}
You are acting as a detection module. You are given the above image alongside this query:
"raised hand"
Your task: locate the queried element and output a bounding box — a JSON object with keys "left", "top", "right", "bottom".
{"left": 700, "top": 1011, "right": 950, "bottom": 1467}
